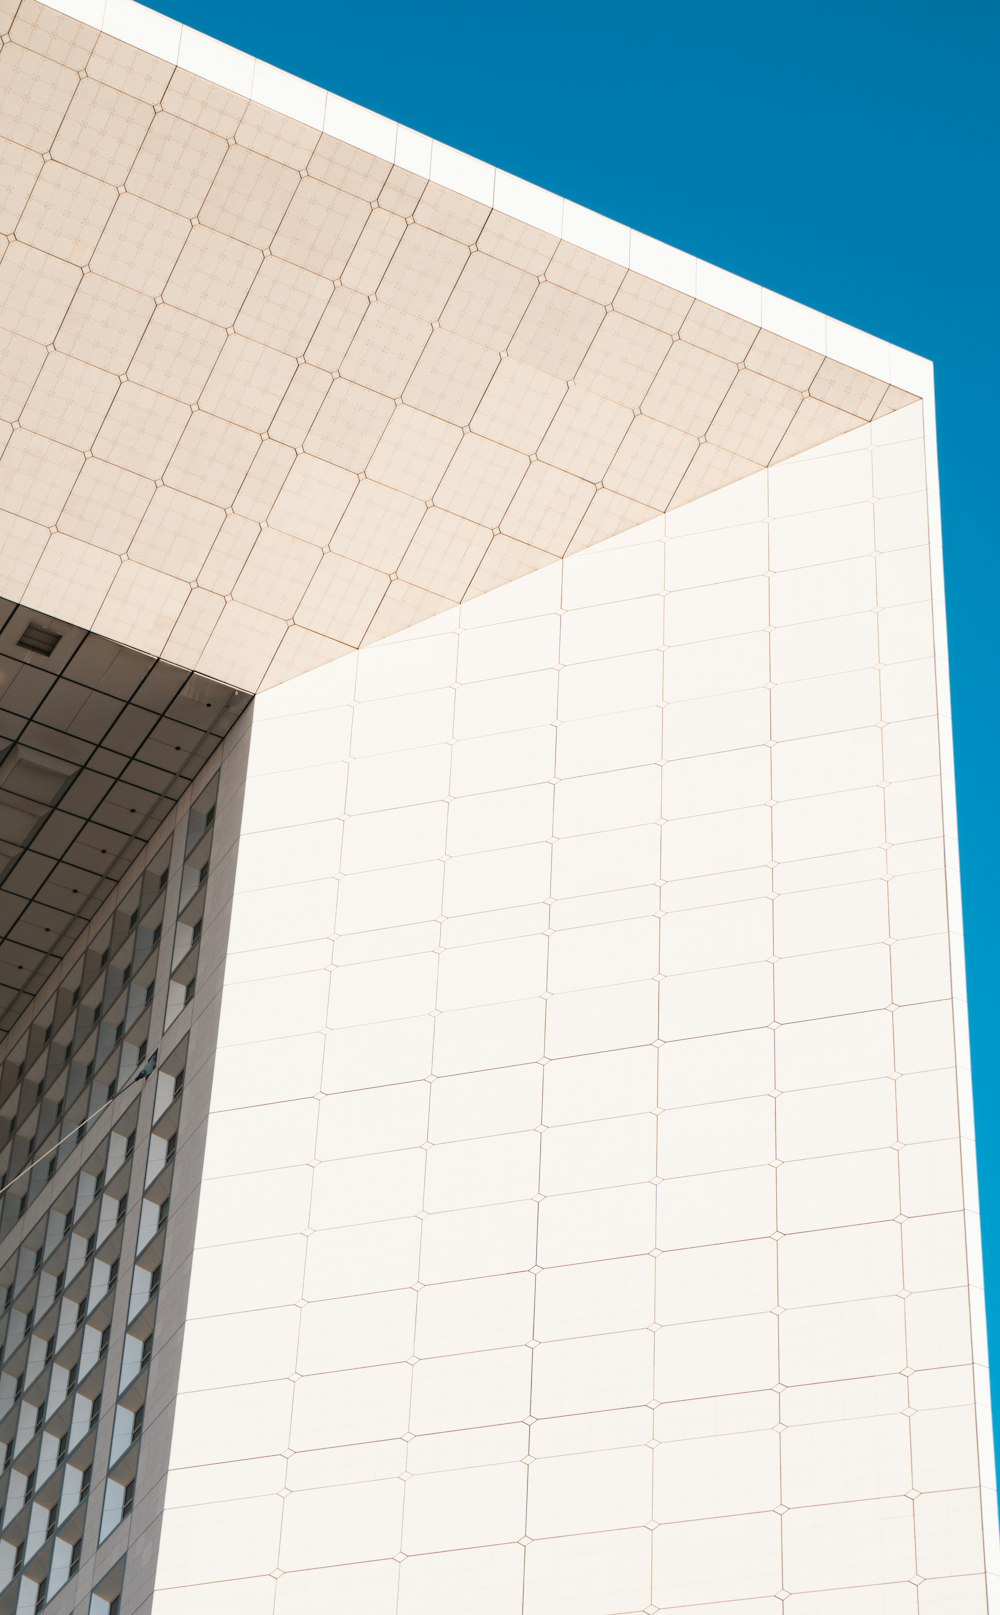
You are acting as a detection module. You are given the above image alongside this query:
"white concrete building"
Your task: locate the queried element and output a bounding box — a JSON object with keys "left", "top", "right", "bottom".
{"left": 0, "top": 3, "right": 994, "bottom": 1610}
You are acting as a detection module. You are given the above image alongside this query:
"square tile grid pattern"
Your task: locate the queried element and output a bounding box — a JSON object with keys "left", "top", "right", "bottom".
{"left": 0, "top": 598, "right": 248, "bottom": 1035}
{"left": 155, "top": 406, "right": 1000, "bottom": 1614}
{"left": 0, "top": 0, "right": 919, "bottom": 694}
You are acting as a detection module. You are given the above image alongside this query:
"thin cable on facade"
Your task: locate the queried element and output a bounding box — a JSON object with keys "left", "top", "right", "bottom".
{"left": 0, "top": 1051, "right": 158, "bottom": 1202}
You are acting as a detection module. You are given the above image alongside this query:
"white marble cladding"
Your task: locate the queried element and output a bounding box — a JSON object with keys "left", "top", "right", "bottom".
{"left": 152, "top": 402, "right": 997, "bottom": 1614}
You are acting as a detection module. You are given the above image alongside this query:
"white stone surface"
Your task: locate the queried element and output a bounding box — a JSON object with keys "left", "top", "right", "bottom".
{"left": 149, "top": 403, "right": 997, "bottom": 1611}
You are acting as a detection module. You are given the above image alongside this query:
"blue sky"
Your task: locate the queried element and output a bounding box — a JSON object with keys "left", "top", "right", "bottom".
{"left": 156, "top": 0, "right": 1000, "bottom": 1360}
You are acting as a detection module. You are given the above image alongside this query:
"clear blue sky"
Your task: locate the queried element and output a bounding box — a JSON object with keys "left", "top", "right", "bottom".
{"left": 156, "top": 0, "right": 1000, "bottom": 1374}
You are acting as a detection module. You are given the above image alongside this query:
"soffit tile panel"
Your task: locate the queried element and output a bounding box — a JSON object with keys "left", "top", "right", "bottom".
{"left": 0, "top": 2, "right": 919, "bottom": 691}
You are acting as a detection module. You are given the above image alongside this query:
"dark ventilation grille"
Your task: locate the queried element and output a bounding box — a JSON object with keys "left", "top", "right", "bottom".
{"left": 17, "top": 623, "right": 61, "bottom": 656}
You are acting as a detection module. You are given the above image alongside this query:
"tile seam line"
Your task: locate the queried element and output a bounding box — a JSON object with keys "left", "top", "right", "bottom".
{"left": 21, "top": 0, "right": 930, "bottom": 392}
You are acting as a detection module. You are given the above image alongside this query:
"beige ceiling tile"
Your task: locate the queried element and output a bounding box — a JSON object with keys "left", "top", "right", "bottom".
{"left": 669, "top": 442, "right": 761, "bottom": 510}
{"left": 546, "top": 240, "right": 625, "bottom": 304}
{"left": 341, "top": 207, "right": 407, "bottom": 295}
{"left": 508, "top": 282, "right": 605, "bottom": 380}
{"left": 236, "top": 257, "right": 334, "bottom": 357}
{"left": 465, "top": 532, "right": 554, "bottom": 599}
{"left": 304, "top": 283, "right": 368, "bottom": 371}
{"left": 59, "top": 456, "right": 153, "bottom": 549}
{"left": 20, "top": 531, "right": 118, "bottom": 625}
{"left": 0, "top": 509, "right": 48, "bottom": 596}
{"left": 0, "top": 241, "right": 80, "bottom": 342}
{"left": 308, "top": 133, "right": 392, "bottom": 201}
{"left": 236, "top": 101, "right": 318, "bottom": 169}
{"left": 55, "top": 274, "right": 154, "bottom": 374}
{"left": 0, "top": 428, "right": 85, "bottom": 523}
{"left": 707, "top": 369, "right": 802, "bottom": 463}
{"left": 874, "top": 386, "right": 920, "bottom": 418}
{"left": 564, "top": 487, "right": 660, "bottom": 555}
{"left": 198, "top": 511, "right": 259, "bottom": 592}
{"left": 0, "top": 328, "right": 46, "bottom": 419}
{"left": 271, "top": 178, "right": 370, "bottom": 277}
{"left": 267, "top": 365, "right": 333, "bottom": 449}
{"left": 435, "top": 432, "right": 529, "bottom": 526}
{"left": 164, "top": 411, "right": 259, "bottom": 504}
{"left": 641, "top": 339, "right": 737, "bottom": 435}
{"left": 90, "top": 194, "right": 190, "bottom": 297}
{"left": 20, "top": 352, "right": 119, "bottom": 450}
{"left": 17, "top": 161, "right": 116, "bottom": 264}
{"left": 200, "top": 145, "right": 300, "bottom": 250}
{"left": 92, "top": 380, "right": 190, "bottom": 476}
{"left": 414, "top": 182, "right": 490, "bottom": 245}
{"left": 232, "top": 527, "right": 320, "bottom": 620}
{"left": 470, "top": 358, "right": 565, "bottom": 454}
{"left": 260, "top": 624, "right": 352, "bottom": 690}
{"left": 364, "top": 404, "right": 462, "bottom": 499}
{"left": 295, "top": 550, "right": 390, "bottom": 645}
{"left": 269, "top": 453, "right": 357, "bottom": 545}
{"left": 161, "top": 67, "right": 248, "bottom": 137}
{"left": 199, "top": 334, "right": 297, "bottom": 431}
{"left": 810, "top": 356, "right": 888, "bottom": 420}
{"left": 362, "top": 577, "right": 452, "bottom": 644}
{"left": 680, "top": 300, "right": 758, "bottom": 362}
{"left": 51, "top": 79, "right": 153, "bottom": 185}
{"left": 499, "top": 461, "right": 594, "bottom": 556}
{"left": 478, "top": 210, "right": 558, "bottom": 276}
{"left": 231, "top": 439, "right": 296, "bottom": 521}
{"left": 329, "top": 479, "right": 424, "bottom": 572}
{"left": 397, "top": 507, "right": 492, "bottom": 601}
{"left": 162, "top": 586, "right": 226, "bottom": 669}
{"left": 129, "top": 485, "right": 225, "bottom": 579}
{"left": 197, "top": 597, "right": 286, "bottom": 687}
{"left": 163, "top": 226, "right": 262, "bottom": 326}
{"left": 340, "top": 302, "right": 432, "bottom": 398}
{"left": 538, "top": 387, "right": 632, "bottom": 481}
{"left": 127, "top": 304, "right": 227, "bottom": 405}
{"left": 378, "top": 164, "right": 427, "bottom": 218}
{"left": 126, "top": 111, "right": 228, "bottom": 216}
{"left": 770, "top": 396, "right": 865, "bottom": 464}
{"left": 0, "top": 43, "right": 78, "bottom": 152}
{"left": 93, "top": 558, "right": 189, "bottom": 654}
{"left": 745, "top": 328, "right": 822, "bottom": 391}
{"left": 440, "top": 252, "right": 537, "bottom": 351}
{"left": 576, "top": 310, "right": 673, "bottom": 407}
{"left": 378, "top": 223, "right": 469, "bottom": 321}
{"left": 304, "top": 377, "right": 394, "bottom": 471}
{"left": 402, "top": 328, "right": 498, "bottom": 426}
{"left": 604, "top": 416, "right": 698, "bottom": 508}
{"left": 10, "top": 0, "right": 97, "bottom": 69}
{"left": 613, "top": 271, "right": 693, "bottom": 335}
{"left": 0, "top": 136, "right": 43, "bottom": 233}
{"left": 87, "top": 33, "right": 174, "bottom": 100}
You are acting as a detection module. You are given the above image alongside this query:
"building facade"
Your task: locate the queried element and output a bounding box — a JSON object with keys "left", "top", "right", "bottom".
{"left": 0, "top": 2, "right": 995, "bottom": 1610}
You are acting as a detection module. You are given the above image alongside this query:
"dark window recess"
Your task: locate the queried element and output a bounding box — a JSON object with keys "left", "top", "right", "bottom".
{"left": 17, "top": 622, "right": 61, "bottom": 656}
